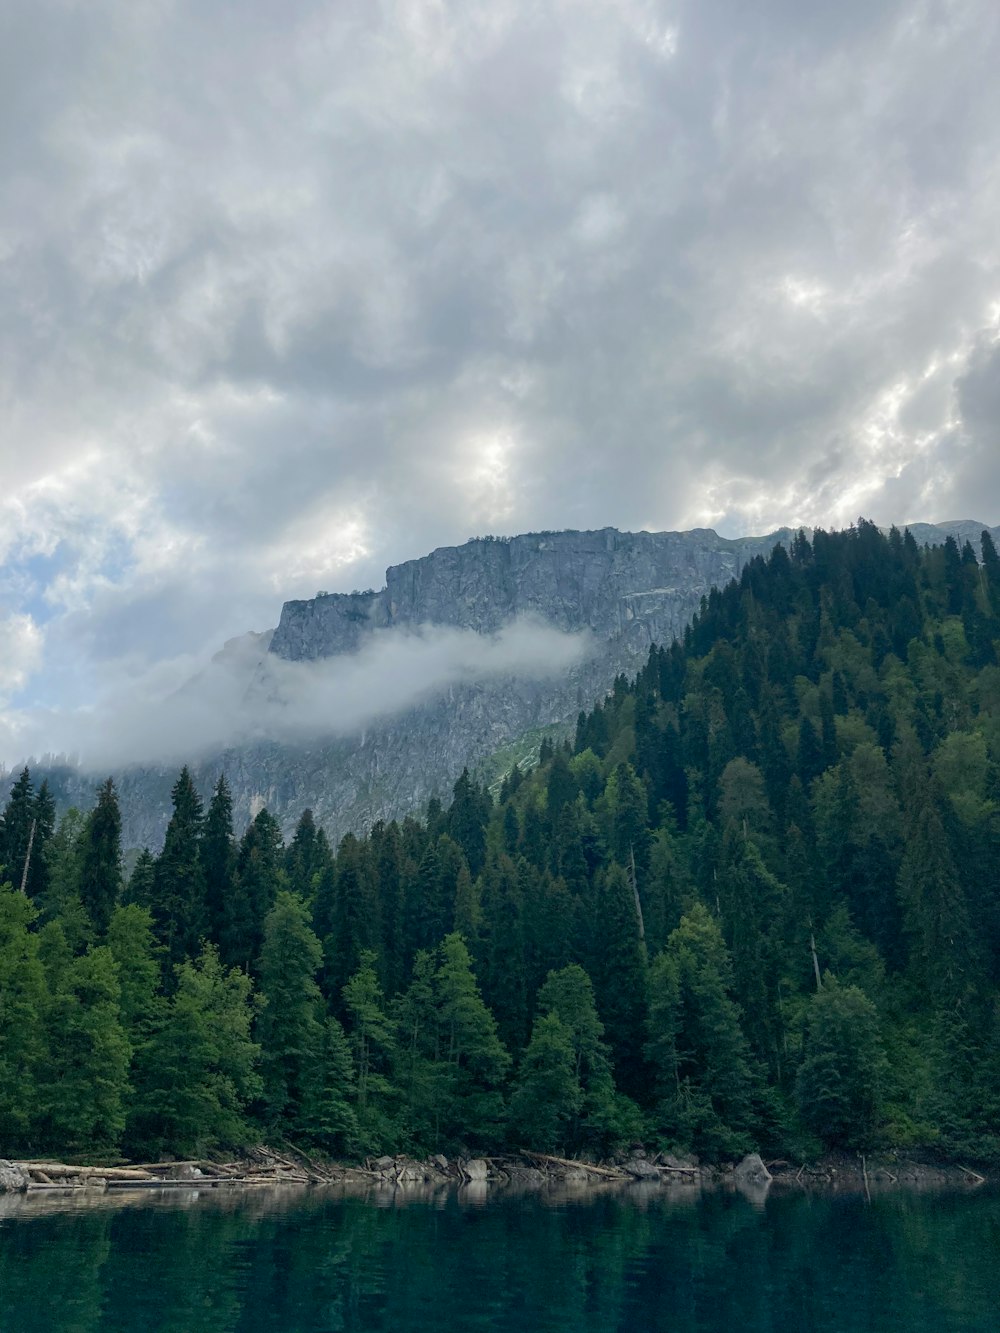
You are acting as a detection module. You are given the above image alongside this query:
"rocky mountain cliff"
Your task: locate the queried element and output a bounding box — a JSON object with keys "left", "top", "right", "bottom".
{"left": 20, "top": 521, "right": 999, "bottom": 849}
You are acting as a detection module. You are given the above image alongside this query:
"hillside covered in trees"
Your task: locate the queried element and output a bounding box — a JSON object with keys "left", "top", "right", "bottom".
{"left": 2, "top": 521, "right": 1000, "bottom": 1166}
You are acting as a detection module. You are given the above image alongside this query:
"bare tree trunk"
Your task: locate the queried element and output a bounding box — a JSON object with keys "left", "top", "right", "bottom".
{"left": 628, "top": 844, "right": 645, "bottom": 940}
{"left": 18, "top": 819, "right": 36, "bottom": 896}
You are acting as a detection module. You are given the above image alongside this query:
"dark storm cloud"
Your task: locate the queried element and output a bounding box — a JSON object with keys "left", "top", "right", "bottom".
{"left": 2, "top": 0, "right": 1000, "bottom": 758}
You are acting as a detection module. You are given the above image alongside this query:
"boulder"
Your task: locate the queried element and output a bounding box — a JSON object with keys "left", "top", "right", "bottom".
{"left": 462, "top": 1158, "right": 489, "bottom": 1182}
{"left": 733, "top": 1154, "right": 772, "bottom": 1186}
{"left": 0, "top": 1162, "right": 29, "bottom": 1194}
{"left": 623, "top": 1157, "right": 661, "bottom": 1180}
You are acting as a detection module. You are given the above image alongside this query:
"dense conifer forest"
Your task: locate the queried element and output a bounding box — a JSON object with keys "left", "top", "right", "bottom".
{"left": 2, "top": 521, "right": 1000, "bottom": 1165}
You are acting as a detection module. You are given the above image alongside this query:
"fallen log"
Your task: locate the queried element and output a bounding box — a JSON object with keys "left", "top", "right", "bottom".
{"left": 18, "top": 1163, "right": 153, "bottom": 1182}
{"left": 521, "top": 1152, "right": 627, "bottom": 1180}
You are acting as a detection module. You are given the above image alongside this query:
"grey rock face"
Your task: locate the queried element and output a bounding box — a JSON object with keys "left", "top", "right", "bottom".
{"left": 208, "top": 527, "right": 797, "bottom": 845}
{"left": 733, "top": 1154, "right": 772, "bottom": 1186}
{"left": 22, "top": 521, "right": 1000, "bottom": 849}
{"left": 0, "top": 1162, "right": 29, "bottom": 1193}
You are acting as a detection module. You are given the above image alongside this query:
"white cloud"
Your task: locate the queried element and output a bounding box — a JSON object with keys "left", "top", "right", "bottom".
{"left": 0, "top": 617, "right": 590, "bottom": 770}
{"left": 0, "top": 614, "right": 43, "bottom": 700}
{"left": 1, "top": 0, "right": 1000, "bottom": 741}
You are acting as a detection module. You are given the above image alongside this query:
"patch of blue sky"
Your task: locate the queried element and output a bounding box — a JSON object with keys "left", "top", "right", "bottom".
{"left": 94, "top": 531, "right": 137, "bottom": 587}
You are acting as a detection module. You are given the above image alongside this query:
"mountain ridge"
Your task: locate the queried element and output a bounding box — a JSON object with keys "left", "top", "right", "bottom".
{"left": 9, "top": 520, "right": 999, "bottom": 850}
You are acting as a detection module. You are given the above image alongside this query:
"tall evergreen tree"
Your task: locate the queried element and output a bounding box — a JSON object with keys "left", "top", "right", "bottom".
{"left": 796, "top": 977, "right": 886, "bottom": 1149}
{"left": 0, "top": 885, "right": 49, "bottom": 1149}
{"left": 257, "top": 891, "right": 330, "bottom": 1139}
{"left": 202, "top": 775, "right": 237, "bottom": 949}
{"left": 222, "top": 808, "right": 283, "bottom": 974}
{"left": 646, "top": 904, "right": 759, "bottom": 1158}
{"left": 153, "top": 768, "right": 206, "bottom": 972}
{"left": 78, "top": 778, "right": 123, "bottom": 935}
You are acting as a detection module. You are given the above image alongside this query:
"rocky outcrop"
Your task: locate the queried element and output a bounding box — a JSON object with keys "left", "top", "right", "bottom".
{"left": 733, "top": 1154, "right": 772, "bottom": 1186}
{"left": 0, "top": 1162, "right": 29, "bottom": 1193}
{"left": 22, "top": 521, "right": 1000, "bottom": 848}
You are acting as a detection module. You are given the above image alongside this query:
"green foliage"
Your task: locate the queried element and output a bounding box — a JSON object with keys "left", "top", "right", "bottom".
{"left": 78, "top": 778, "right": 123, "bottom": 936}
{"left": 510, "top": 1013, "right": 582, "bottom": 1152}
{"left": 126, "top": 944, "right": 261, "bottom": 1158}
{"left": 257, "top": 891, "right": 329, "bottom": 1137}
{"left": 795, "top": 977, "right": 886, "bottom": 1149}
{"left": 38, "top": 943, "right": 131, "bottom": 1152}
{"left": 646, "top": 904, "right": 759, "bottom": 1159}
{"left": 0, "top": 885, "right": 49, "bottom": 1148}
{"left": 6, "top": 522, "right": 1000, "bottom": 1163}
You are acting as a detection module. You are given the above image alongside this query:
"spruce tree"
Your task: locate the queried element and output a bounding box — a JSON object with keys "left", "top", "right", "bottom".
{"left": 432, "top": 933, "right": 511, "bottom": 1149}
{"left": 223, "top": 808, "right": 283, "bottom": 974}
{"left": 0, "top": 768, "right": 35, "bottom": 892}
{"left": 127, "top": 944, "right": 261, "bottom": 1158}
{"left": 589, "top": 864, "right": 647, "bottom": 1098}
{"left": 153, "top": 767, "right": 206, "bottom": 972}
{"left": 646, "top": 904, "right": 759, "bottom": 1159}
{"left": 342, "top": 950, "right": 399, "bottom": 1152}
{"left": 78, "top": 778, "right": 123, "bottom": 935}
{"left": 38, "top": 945, "right": 131, "bottom": 1152}
{"left": 202, "top": 775, "right": 236, "bottom": 949}
{"left": 796, "top": 977, "right": 886, "bottom": 1149}
{"left": 510, "top": 1013, "right": 582, "bottom": 1152}
{"left": 0, "top": 885, "right": 49, "bottom": 1149}
{"left": 257, "top": 891, "right": 329, "bottom": 1139}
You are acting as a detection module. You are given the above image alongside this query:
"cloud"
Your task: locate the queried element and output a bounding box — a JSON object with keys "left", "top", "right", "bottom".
{"left": 0, "top": 617, "right": 591, "bottom": 771}
{"left": 0, "top": 614, "right": 43, "bottom": 699}
{"left": 2, "top": 0, "right": 1000, "bottom": 739}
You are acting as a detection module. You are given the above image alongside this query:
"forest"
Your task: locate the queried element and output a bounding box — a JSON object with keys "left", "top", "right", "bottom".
{"left": 1, "top": 520, "right": 999, "bottom": 1166}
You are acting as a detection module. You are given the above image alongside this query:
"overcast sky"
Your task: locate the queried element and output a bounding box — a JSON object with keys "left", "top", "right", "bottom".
{"left": 2, "top": 0, "right": 1000, "bottom": 765}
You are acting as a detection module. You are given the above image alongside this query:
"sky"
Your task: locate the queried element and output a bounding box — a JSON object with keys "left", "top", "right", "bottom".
{"left": 2, "top": 0, "right": 1000, "bottom": 767}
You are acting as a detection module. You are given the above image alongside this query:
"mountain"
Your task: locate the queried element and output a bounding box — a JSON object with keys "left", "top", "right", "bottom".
{"left": 14, "top": 521, "right": 1000, "bottom": 850}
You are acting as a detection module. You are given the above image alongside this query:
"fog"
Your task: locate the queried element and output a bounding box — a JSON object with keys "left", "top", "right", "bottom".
{"left": 0, "top": 618, "right": 591, "bottom": 774}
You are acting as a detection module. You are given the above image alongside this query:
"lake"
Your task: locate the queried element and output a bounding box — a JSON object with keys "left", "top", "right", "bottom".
{"left": 1, "top": 1181, "right": 998, "bottom": 1331}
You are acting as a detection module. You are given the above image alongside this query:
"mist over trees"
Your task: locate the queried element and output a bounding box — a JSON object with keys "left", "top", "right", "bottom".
{"left": 2, "top": 522, "right": 1000, "bottom": 1164}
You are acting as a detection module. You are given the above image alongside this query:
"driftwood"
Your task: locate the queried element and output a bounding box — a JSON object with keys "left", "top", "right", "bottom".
{"left": 521, "top": 1152, "right": 627, "bottom": 1180}
{"left": 957, "top": 1164, "right": 986, "bottom": 1184}
{"left": 19, "top": 1164, "right": 154, "bottom": 1182}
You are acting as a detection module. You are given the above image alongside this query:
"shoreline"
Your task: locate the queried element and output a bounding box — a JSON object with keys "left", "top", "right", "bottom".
{"left": 1, "top": 1147, "right": 989, "bottom": 1203}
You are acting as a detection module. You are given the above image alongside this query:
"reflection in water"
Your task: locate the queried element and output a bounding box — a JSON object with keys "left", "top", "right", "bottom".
{"left": 1, "top": 1182, "right": 998, "bottom": 1332}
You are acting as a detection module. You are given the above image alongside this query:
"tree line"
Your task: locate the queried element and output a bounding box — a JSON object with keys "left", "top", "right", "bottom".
{"left": 2, "top": 520, "right": 999, "bottom": 1164}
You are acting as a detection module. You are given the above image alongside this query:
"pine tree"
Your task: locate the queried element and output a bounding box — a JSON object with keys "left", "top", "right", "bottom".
{"left": 257, "top": 891, "right": 329, "bottom": 1139}
{"left": 446, "top": 769, "right": 490, "bottom": 878}
{"left": 897, "top": 784, "right": 976, "bottom": 1004}
{"left": 589, "top": 864, "right": 648, "bottom": 1098}
{"left": 0, "top": 885, "right": 49, "bottom": 1149}
{"left": 38, "top": 945, "right": 131, "bottom": 1152}
{"left": 202, "top": 775, "right": 237, "bottom": 948}
{"left": 78, "top": 778, "right": 123, "bottom": 935}
{"left": 0, "top": 768, "right": 35, "bottom": 892}
{"left": 26, "top": 780, "right": 56, "bottom": 902}
{"left": 222, "top": 808, "right": 283, "bottom": 974}
{"left": 646, "top": 904, "right": 759, "bottom": 1159}
{"left": 536, "top": 964, "right": 634, "bottom": 1152}
{"left": 477, "top": 850, "right": 528, "bottom": 1053}
{"left": 509, "top": 1013, "right": 582, "bottom": 1152}
{"left": 126, "top": 944, "right": 261, "bottom": 1158}
{"left": 342, "top": 950, "right": 399, "bottom": 1152}
{"left": 796, "top": 977, "right": 886, "bottom": 1149}
{"left": 432, "top": 934, "right": 511, "bottom": 1149}
{"left": 153, "top": 768, "right": 206, "bottom": 972}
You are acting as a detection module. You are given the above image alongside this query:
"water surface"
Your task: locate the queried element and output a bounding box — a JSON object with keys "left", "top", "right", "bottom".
{"left": 1, "top": 1182, "right": 998, "bottom": 1331}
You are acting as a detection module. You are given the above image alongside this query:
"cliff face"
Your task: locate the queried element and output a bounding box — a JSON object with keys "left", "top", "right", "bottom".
{"left": 147, "top": 527, "right": 800, "bottom": 846}
{"left": 269, "top": 527, "right": 794, "bottom": 662}
{"left": 24, "top": 521, "right": 998, "bottom": 849}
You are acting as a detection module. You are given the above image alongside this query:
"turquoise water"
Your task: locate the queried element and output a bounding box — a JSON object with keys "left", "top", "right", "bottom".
{"left": 1, "top": 1183, "right": 998, "bottom": 1331}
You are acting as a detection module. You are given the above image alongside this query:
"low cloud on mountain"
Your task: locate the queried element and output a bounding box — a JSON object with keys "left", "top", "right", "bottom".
{"left": 0, "top": 618, "right": 590, "bottom": 773}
